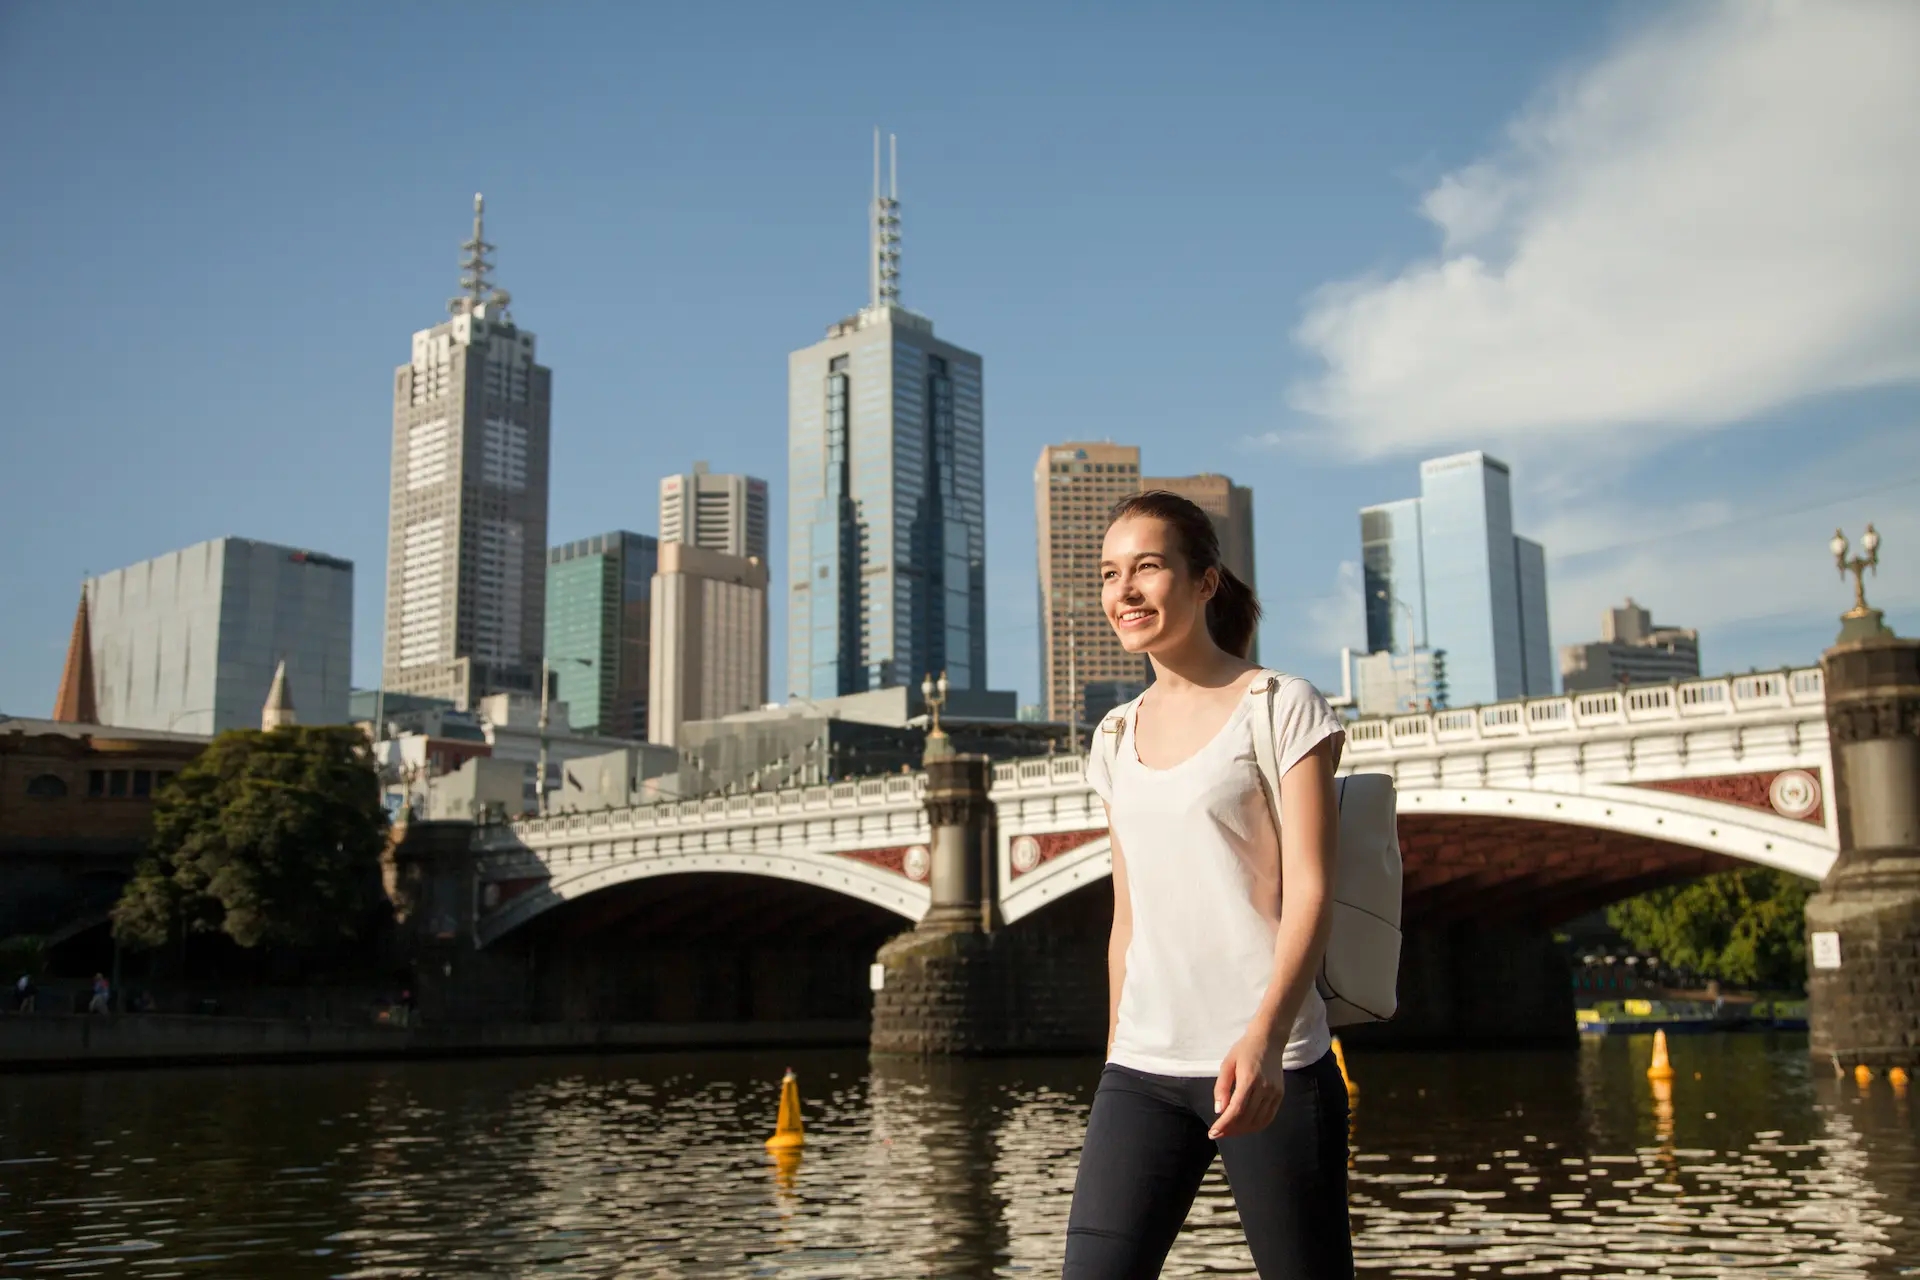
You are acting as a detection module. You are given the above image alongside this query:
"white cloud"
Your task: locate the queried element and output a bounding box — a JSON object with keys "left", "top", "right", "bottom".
{"left": 1286, "top": 1, "right": 1920, "bottom": 457}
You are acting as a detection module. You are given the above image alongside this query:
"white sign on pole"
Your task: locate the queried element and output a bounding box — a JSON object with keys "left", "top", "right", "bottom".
{"left": 869, "top": 963, "right": 886, "bottom": 992}
{"left": 1811, "top": 931, "right": 1843, "bottom": 971}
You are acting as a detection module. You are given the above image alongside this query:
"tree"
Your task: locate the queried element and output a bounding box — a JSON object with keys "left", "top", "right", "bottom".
{"left": 1606, "top": 866, "right": 1817, "bottom": 992}
{"left": 113, "top": 726, "right": 390, "bottom": 950}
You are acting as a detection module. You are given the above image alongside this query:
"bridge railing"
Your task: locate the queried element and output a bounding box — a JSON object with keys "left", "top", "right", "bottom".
{"left": 991, "top": 751, "right": 1097, "bottom": 793}
{"left": 1346, "top": 666, "right": 1823, "bottom": 755}
{"left": 484, "top": 770, "right": 928, "bottom": 847}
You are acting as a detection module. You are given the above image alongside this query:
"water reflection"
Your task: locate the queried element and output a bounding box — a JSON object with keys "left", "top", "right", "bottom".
{"left": 0, "top": 1035, "right": 1912, "bottom": 1277}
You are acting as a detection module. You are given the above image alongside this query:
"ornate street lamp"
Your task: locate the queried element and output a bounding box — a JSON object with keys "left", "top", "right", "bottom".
{"left": 1830, "top": 524, "right": 1890, "bottom": 643}
{"left": 921, "top": 669, "right": 953, "bottom": 761}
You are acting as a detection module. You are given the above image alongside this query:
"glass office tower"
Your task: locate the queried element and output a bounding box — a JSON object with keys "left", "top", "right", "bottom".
{"left": 787, "top": 137, "right": 986, "bottom": 699}
{"left": 1359, "top": 452, "right": 1551, "bottom": 708}
{"left": 545, "top": 531, "right": 658, "bottom": 738}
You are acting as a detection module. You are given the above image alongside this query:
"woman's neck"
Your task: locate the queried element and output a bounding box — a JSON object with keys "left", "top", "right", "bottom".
{"left": 1146, "top": 631, "right": 1252, "bottom": 694}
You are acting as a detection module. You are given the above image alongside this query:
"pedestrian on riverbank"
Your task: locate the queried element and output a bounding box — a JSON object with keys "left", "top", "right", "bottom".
{"left": 1064, "top": 491, "right": 1353, "bottom": 1279}
{"left": 13, "top": 974, "right": 34, "bottom": 1013}
{"left": 87, "top": 973, "right": 110, "bottom": 1015}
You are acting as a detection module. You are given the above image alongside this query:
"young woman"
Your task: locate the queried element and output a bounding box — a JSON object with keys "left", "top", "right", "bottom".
{"left": 1065, "top": 490, "right": 1353, "bottom": 1280}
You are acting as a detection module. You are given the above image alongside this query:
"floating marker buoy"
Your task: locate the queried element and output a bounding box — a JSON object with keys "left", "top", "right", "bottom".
{"left": 1331, "top": 1036, "right": 1357, "bottom": 1098}
{"left": 1854, "top": 1063, "right": 1874, "bottom": 1088}
{"left": 1888, "top": 1067, "right": 1909, "bottom": 1091}
{"left": 1647, "top": 1029, "right": 1675, "bottom": 1082}
{"left": 766, "top": 1068, "right": 805, "bottom": 1150}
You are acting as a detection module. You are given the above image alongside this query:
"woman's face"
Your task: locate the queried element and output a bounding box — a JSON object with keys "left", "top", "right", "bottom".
{"left": 1099, "top": 514, "right": 1214, "bottom": 654}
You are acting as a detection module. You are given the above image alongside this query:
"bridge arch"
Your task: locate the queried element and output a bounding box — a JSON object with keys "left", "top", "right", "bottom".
{"left": 998, "top": 783, "right": 1834, "bottom": 928}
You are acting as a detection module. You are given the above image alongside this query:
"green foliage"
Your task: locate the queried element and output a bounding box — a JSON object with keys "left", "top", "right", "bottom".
{"left": 1606, "top": 867, "right": 1817, "bottom": 991}
{"left": 0, "top": 934, "right": 47, "bottom": 978}
{"left": 112, "top": 726, "right": 390, "bottom": 950}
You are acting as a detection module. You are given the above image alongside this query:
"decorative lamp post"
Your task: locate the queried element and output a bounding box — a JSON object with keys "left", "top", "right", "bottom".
{"left": 1831, "top": 524, "right": 1890, "bottom": 644}
{"left": 921, "top": 669, "right": 953, "bottom": 761}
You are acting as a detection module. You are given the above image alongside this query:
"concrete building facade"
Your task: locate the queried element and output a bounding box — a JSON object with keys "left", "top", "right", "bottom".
{"left": 659, "top": 463, "right": 768, "bottom": 563}
{"left": 1361, "top": 451, "right": 1553, "bottom": 708}
{"left": 648, "top": 542, "right": 769, "bottom": 746}
{"left": 85, "top": 537, "right": 353, "bottom": 735}
{"left": 545, "top": 531, "right": 658, "bottom": 739}
{"left": 1035, "top": 443, "right": 1144, "bottom": 724}
{"left": 1560, "top": 599, "right": 1702, "bottom": 692}
{"left": 1141, "top": 471, "right": 1258, "bottom": 662}
{"left": 381, "top": 195, "right": 552, "bottom": 709}
{"left": 787, "top": 141, "right": 986, "bottom": 701}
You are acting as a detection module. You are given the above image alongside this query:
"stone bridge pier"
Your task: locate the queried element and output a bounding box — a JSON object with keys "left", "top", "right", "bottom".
{"left": 870, "top": 754, "right": 1105, "bottom": 1056}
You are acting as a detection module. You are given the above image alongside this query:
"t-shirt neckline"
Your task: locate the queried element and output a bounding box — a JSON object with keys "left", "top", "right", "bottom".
{"left": 1125, "top": 673, "right": 1267, "bottom": 775}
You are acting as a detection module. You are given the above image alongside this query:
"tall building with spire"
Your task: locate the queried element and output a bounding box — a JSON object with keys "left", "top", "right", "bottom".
{"left": 787, "top": 134, "right": 987, "bottom": 699}
{"left": 382, "top": 195, "right": 552, "bottom": 709}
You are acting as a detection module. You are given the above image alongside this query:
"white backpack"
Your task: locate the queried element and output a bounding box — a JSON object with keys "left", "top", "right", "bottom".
{"left": 1097, "top": 672, "right": 1402, "bottom": 1027}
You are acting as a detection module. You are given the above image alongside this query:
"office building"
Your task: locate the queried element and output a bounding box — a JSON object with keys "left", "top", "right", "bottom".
{"left": 1561, "top": 599, "right": 1701, "bottom": 692}
{"left": 382, "top": 195, "right": 552, "bottom": 709}
{"left": 85, "top": 537, "right": 354, "bottom": 734}
{"left": 660, "top": 463, "right": 768, "bottom": 562}
{"left": 1036, "top": 443, "right": 1143, "bottom": 723}
{"left": 1335, "top": 646, "right": 1443, "bottom": 718}
{"left": 546, "top": 531, "right": 659, "bottom": 739}
{"left": 1360, "top": 451, "right": 1552, "bottom": 708}
{"left": 648, "top": 541, "right": 769, "bottom": 745}
{"left": 1143, "top": 471, "right": 1258, "bottom": 661}
{"left": 788, "top": 135, "right": 987, "bottom": 700}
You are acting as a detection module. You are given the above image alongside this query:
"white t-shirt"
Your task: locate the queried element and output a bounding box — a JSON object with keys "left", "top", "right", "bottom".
{"left": 1086, "top": 672, "right": 1345, "bottom": 1077}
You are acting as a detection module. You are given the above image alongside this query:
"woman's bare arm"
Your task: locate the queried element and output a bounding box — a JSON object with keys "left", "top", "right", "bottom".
{"left": 1106, "top": 805, "right": 1132, "bottom": 1057}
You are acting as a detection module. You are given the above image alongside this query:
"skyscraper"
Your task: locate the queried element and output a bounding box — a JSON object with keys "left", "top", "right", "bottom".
{"left": 649, "top": 542, "right": 769, "bottom": 745}
{"left": 545, "top": 531, "right": 659, "bottom": 739}
{"left": 1560, "top": 599, "right": 1701, "bottom": 692}
{"left": 1142, "top": 471, "right": 1259, "bottom": 662}
{"left": 382, "top": 195, "right": 552, "bottom": 709}
{"left": 1360, "top": 451, "right": 1552, "bottom": 707}
{"left": 1036, "top": 443, "right": 1143, "bottom": 724}
{"left": 787, "top": 134, "right": 986, "bottom": 699}
{"left": 659, "top": 462, "right": 768, "bottom": 562}
{"left": 86, "top": 537, "right": 354, "bottom": 734}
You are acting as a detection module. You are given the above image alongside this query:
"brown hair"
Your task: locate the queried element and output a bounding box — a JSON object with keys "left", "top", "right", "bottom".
{"left": 1105, "top": 490, "right": 1262, "bottom": 659}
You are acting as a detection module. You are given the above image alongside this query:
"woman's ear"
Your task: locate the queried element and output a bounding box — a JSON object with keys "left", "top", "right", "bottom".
{"left": 1197, "top": 565, "right": 1220, "bottom": 603}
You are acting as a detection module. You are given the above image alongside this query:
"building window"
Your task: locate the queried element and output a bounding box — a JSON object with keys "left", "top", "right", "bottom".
{"left": 26, "top": 773, "right": 67, "bottom": 799}
{"left": 88, "top": 770, "right": 106, "bottom": 797}
{"left": 132, "top": 770, "right": 153, "bottom": 798}
{"left": 108, "top": 771, "right": 128, "bottom": 798}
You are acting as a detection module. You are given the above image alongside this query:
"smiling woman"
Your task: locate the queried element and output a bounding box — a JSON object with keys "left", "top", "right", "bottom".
{"left": 1066, "top": 489, "right": 1353, "bottom": 1279}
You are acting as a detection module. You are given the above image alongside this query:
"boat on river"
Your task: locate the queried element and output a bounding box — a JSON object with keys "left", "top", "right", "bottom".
{"left": 1575, "top": 996, "right": 1808, "bottom": 1034}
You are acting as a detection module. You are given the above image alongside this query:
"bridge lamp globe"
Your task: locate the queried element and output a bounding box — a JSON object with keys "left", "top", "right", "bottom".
{"left": 1862, "top": 523, "right": 1880, "bottom": 560}
{"left": 1831, "top": 529, "right": 1849, "bottom": 567}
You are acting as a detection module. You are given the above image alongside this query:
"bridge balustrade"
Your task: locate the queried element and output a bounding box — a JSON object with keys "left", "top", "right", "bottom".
{"left": 1346, "top": 667, "right": 1823, "bottom": 756}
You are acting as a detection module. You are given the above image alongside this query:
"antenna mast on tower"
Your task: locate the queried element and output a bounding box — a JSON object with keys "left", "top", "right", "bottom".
{"left": 869, "top": 130, "right": 901, "bottom": 310}
{"left": 450, "top": 193, "right": 512, "bottom": 317}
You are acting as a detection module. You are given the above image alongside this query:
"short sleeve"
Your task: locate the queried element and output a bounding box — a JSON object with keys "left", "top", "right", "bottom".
{"left": 1084, "top": 727, "right": 1114, "bottom": 804}
{"left": 1272, "top": 675, "right": 1345, "bottom": 779}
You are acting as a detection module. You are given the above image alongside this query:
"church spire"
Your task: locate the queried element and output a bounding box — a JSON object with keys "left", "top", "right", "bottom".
{"left": 53, "top": 585, "right": 98, "bottom": 725}
{"left": 261, "top": 658, "right": 298, "bottom": 731}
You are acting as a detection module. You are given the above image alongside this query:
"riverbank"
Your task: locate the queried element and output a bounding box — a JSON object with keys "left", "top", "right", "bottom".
{"left": 0, "top": 1012, "right": 868, "bottom": 1072}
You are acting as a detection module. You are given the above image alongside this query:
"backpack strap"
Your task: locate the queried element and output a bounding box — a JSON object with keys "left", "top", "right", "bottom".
{"left": 1248, "top": 670, "right": 1284, "bottom": 828}
{"left": 1094, "top": 692, "right": 1143, "bottom": 783}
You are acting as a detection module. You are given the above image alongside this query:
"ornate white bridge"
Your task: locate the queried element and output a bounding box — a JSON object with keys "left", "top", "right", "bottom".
{"left": 474, "top": 668, "right": 1836, "bottom": 943}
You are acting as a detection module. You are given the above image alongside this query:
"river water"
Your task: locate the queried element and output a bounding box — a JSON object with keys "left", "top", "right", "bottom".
{"left": 1, "top": 1033, "right": 1913, "bottom": 1278}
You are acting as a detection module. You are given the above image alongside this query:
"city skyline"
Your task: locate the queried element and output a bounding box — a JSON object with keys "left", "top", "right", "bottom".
{"left": 4, "top": 3, "right": 1916, "bottom": 720}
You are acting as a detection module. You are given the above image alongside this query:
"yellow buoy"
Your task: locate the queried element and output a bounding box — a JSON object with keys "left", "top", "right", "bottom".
{"left": 1854, "top": 1063, "right": 1874, "bottom": 1088}
{"left": 1888, "top": 1066, "right": 1910, "bottom": 1091}
{"left": 1646, "top": 1028, "right": 1675, "bottom": 1082}
{"left": 766, "top": 1068, "right": 805, "bottom": 1150}
{"left": 1331, "top": 1035, "right": 1357, "bottom": 1098}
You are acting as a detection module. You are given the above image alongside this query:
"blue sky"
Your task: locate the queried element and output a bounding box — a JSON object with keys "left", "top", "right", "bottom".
{"left": 3, "top": 1, "right": 1915, "bottom": 717}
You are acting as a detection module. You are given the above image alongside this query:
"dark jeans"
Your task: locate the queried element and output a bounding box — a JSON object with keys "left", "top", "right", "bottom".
{"left": 1063, "top": 1052, "right": 1353, "bottom": 1279}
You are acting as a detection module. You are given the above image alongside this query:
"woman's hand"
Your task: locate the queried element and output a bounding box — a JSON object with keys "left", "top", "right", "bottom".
{"left": 1209, "top": 1022, "right": 1285, "bottom": 1140}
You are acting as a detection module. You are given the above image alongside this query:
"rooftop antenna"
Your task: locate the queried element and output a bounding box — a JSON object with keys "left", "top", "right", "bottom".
{"left": 450, "top": 193, "right": 511, "bottom": 317}
{"left": 869, "top": 130, "right": 901, "bottom": 310}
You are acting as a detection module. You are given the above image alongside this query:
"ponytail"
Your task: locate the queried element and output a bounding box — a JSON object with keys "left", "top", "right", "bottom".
{"left": 1106, "top": 490, "right": 1262, "bottom": 659}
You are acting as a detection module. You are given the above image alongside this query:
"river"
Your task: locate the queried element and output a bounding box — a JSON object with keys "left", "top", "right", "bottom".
{"left": 1, "top": 1033, "right": 1913, "bottom": 1277}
